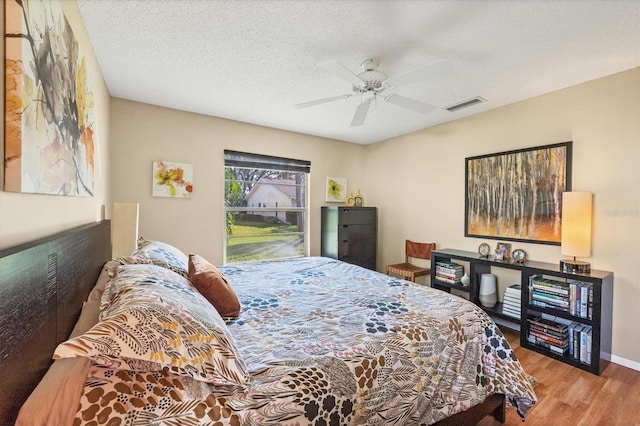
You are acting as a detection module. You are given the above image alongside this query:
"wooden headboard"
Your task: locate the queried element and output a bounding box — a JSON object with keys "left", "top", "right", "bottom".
{"left": 0, "top": 220, "right": 111, "bottom": 425}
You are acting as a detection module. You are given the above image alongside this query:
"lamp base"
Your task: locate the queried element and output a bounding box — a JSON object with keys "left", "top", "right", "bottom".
{"left": 560, "top": 259, "right": 591, "bottom": 274}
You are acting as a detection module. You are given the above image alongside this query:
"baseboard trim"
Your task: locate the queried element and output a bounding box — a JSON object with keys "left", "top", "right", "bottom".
{"left": 610, "top": 355, "right": 640, "bottom": 372}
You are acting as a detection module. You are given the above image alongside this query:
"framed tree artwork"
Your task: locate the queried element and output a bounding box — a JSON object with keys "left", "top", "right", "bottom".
{"left": 465, "top": 141, "right": 572, "bottom": 245}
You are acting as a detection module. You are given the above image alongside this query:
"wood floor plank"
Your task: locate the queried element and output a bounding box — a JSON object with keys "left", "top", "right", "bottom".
{"left": 477, "top": 327, "right": 640, "bottom": 425}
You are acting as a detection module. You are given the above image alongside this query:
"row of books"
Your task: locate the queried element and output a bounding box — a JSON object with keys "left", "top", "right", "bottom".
{"left": 434, "top": 261, "right": 463, "bottom": 284}
{"left": 527, "top": 314, "right": 592, "bottom": 363}
{"left": 502, "top": 283, "right": 521, "bottom": 319}
{"left": 528, "top": 276, "right": 593, "bottom": 319}
{"left": 527, "top": 315, "right": 569, "bottom": 355}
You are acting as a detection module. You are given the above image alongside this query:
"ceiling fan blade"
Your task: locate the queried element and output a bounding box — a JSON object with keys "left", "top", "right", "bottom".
{"left": 294, "top": 94, "right": 352, "bottom": 109}
{"left": 384, "top": 60, "right": 452, "bottom": 88}
{"left": 350, "top": 101, "right": 371, "bottom": 127}
{"left": 318, "top": 60, "right": 364, "bottom": 86}
{"left": 385, "top": 94, "right": 437, "bottom": 115}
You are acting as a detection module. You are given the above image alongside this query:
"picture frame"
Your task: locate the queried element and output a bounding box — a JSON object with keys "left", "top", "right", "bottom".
{"left": 152, "top": 160, "right": 193, "bottom": 198}
{"left": 465, "top": 141, "right": 572, "bottom": 245}
{"left": 495, "top": 242, "right": 511, "bottom": 260}
{"left": 326, "top": 177, "right": 347, "bottom": 202}
{"left": 4, "top": 0, "right": 96, "bottom": 196}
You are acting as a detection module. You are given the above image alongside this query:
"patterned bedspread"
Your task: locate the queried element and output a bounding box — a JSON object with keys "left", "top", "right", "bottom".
{"left": 75, "top": 257, "right": 535, "bottom": 425}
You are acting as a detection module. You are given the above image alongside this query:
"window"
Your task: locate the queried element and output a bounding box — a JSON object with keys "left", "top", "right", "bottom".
{"left": 224, "top": 150, "right": 310, "bottom": 264}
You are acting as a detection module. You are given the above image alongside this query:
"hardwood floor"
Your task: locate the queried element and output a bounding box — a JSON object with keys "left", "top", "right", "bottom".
{"left": 477, "top": 327, "right": 640, "bottom": 426}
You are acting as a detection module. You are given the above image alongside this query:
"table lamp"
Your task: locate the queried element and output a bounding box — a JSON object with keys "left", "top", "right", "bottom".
{"left": 112, "top": 202, "right": 139, "bottom": 258}
{"left": 560, "top": 192, "right": 592, "bottom": 273}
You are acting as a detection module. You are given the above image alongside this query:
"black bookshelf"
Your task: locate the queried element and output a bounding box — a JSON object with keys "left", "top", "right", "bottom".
{"left": 430, "top": 248, "right": 613, "bottom": 375}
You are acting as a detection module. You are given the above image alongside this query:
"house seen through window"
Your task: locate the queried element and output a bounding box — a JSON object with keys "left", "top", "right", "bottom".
{"left": 224, "top": 150, "right": 310, "bottom": 263}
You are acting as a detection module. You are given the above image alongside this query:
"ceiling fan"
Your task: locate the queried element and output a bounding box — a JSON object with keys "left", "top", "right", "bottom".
{"left": 294, "top": 59, "right": 451, "bottom": 126}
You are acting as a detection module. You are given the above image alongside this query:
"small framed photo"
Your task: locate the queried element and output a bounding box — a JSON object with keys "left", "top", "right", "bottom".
{"left": 326, "top": 177, "right": 347, "bottom": 202}
{"left": 495, "top": 242, "right": 511, "bottom": 260}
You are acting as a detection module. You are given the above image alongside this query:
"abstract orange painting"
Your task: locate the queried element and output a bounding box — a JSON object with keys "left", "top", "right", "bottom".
{"left": 4, "top": 0, "right": 96, "bottom": 196}
{"left": 152, "top": 161, "right": 193, "bottom": 198}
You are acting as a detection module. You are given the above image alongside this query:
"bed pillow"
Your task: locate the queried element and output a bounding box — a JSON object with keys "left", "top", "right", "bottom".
{"left": 132, "top": 238, "right": 189, "bottom": 278}
{"left": 189, "top": 254, "right": 241, "bottom": 318}
{"left": 100, "top": 258, "right": 152, "bottom": 311}
{"left": 54, "top": 264, "right": 249, "bottom": 387}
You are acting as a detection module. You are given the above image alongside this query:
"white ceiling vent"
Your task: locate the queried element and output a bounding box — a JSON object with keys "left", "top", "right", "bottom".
{"left": 445, "top": 97, "right": 487, "bottom": 112}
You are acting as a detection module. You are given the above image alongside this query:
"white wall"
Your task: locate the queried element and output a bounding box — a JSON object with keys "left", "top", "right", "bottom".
{"left": 366, "top": 68, "right": 640, "bottom": 367}
{"left": 0, "top": 1, "right": 111, "bottom": 250}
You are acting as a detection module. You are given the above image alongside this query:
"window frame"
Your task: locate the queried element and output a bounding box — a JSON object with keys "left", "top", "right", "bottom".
{"left": 223, "top": 150, "right": 310, "bottom": 264}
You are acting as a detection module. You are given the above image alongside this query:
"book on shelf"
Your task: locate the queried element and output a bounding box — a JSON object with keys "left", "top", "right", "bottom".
{"left": 530, "top": 277, "right": 569, "bottom": 294}
{"left": 435, "top": 261, "right": 463, "bottom": 270}
{"left": 503, "top": 293, "right": 521, "bottom": 305}
{"left": 435, "top": 274, "right": 462, "bottom": 284}
{"left": 568, "top": 281, "right": 592, "bottom": 318}
{"left": 580, "top": 328, "right": 590, "bottom": 363}
{"left": 435, "top": 267, "right": 463, "bottom": 276}
{"left": 501, "top": 283, "right": 522, "bottom": 318}
{"left": 528, "top": 315, "right": 569, "bottom": 332}
{"left": 531, "top": 288, "right": 569, "bottom": 301}
{"left": 436, "top": 269, "right": 462, "bottom": 280}
{"left": 530, "top": 297, "right": 569, "bottom": 310}
{"left": 529, "top": 323, "right": 566, "bottom": 339}
{"left": 527, "top": 314, "right": 572, "bottom": 355}
{"left": 527, "top": 334, "right": 567, "bottom": 355}
{"left": 504, "top": 283, "right": 522, "bottom": 296}
{"left": 502, "top": 299, "right": 521, "bottom": 313}
{"left": 529, "top": 329, "right": 566, "bottom": 346}
{"left": 435, "top": 263, "right": 463, "bottom": 274}
{"left": 435, "top": 261, "right": 463, "bottom": 284}
{"left": 529, "top": 275, "right": 593, "bottom": 319}
{"left": 568, "top": 323, "right": 592, "bottom": 364}
{"left": 502, "top": 306, "right": 520, "bottom": 319}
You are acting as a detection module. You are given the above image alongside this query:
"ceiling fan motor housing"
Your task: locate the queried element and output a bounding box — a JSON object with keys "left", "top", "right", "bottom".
{"left": 352, "top": 59, "right": 387, "bottom": 93}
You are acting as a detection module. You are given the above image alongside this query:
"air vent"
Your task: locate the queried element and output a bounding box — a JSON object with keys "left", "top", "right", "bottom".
{"left": 445, "top": 97, "right": 486, "bottom": 112}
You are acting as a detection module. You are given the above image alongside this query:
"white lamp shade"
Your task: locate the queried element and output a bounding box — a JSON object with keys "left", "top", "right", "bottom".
{"left": 112, "top": 202, "right": 139, "bottom": 258}
{"left": 561, "top": 192, "right": 592, "bottom": 257}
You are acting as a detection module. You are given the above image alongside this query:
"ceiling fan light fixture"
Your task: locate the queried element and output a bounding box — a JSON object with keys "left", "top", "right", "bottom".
{"left": 297, "top": 58, "right": 448, "bottom": 125}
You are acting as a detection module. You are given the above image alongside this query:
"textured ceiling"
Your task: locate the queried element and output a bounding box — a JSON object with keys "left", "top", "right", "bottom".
{"left": 76, "top": 0, "right": 640, "bottom": 145}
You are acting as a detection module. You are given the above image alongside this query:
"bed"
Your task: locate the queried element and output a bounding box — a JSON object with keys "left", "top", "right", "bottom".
{"left": 1, "top": 221, "right": 536, "bottom": 425}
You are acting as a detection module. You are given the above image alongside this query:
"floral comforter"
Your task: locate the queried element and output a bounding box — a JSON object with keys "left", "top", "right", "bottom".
{"left": 75, "top": 257, "right": 535, "bottom": 425}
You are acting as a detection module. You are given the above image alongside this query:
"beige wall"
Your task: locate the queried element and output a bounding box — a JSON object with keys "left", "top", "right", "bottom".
{"left": 111, "top": 69, "right": 639, "bottom": 368}
{"left": 109, "top": 99, "right": 367, "bottom": 264}
{"left": 0, "top": 1, "right": 111, "bottom": 250}
{"left": 1, "top": 0, "right": 637, "bottom": 369}
{"left": 367, "top": 68, "right": 640, "bottom": 368}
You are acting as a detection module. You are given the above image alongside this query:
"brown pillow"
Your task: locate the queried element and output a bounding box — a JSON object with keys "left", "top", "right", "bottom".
{"left": 188, "top": 254, "right": 241, "bottom": 318}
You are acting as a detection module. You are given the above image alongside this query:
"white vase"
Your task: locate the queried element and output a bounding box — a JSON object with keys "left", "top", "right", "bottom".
{"left": 479, "top": 273, "right": 497, "bottom": 308}
{"left": 461, "top": 273, "right": 470, "bottom": 287}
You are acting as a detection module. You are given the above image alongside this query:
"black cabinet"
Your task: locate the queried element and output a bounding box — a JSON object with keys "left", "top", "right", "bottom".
{"left": 430, "top": 248, "right": 613, "bottom": 375}
{"left": 321, "top": 207, "right": 377, "bottom": 270}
